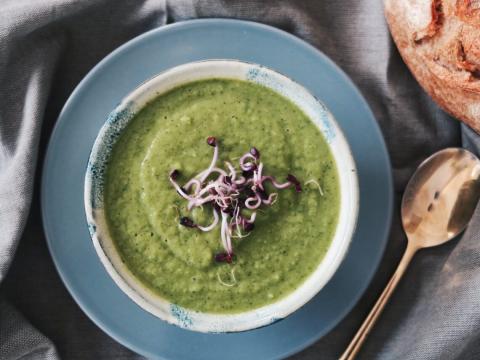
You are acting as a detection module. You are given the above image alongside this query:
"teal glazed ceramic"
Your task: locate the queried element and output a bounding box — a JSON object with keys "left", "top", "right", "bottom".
{"left": 84, "top": 60, "right": 359, "bottom": 333}
{"left": 42, "top": 19, "right": 393, "bottom": 359}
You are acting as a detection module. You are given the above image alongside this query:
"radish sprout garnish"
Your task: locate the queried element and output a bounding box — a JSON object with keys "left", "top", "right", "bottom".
{"left": 179, "top": 216, "right": 197, "bottom": 228}
{"left": 217, "top": 267, "right": 237, "bottom": 287}
{"left": 197, "top": 208, "right": 219, "bottom": 232}
{"left": 169, "top": 137, "right": 303, "bottom": 263}
{"left": 305, "top": 179, "right": 324, "bottom": 196}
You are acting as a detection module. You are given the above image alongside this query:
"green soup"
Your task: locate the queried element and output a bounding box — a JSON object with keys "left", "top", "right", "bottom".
{"left": 104, "top": 79, "right": 340, "bottom": 313}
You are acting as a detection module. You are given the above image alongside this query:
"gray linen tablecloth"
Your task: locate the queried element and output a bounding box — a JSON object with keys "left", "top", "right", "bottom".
{"left": 2, "top": 1, "right": 480, "bottom": 359}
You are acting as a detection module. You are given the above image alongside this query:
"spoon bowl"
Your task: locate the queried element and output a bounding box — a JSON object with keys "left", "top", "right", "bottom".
{"left": 402, "top": 148, "right": 480, "bottom": 247}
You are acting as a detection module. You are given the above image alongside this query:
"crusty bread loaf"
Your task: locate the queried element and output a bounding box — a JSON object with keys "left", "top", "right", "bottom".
{"left": 385, "top": 0, "right": 480, "bottom": 132}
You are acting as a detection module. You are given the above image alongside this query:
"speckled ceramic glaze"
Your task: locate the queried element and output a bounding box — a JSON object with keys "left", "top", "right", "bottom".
{"left": 84, "top": 60, "right": 359, "bottom": 333}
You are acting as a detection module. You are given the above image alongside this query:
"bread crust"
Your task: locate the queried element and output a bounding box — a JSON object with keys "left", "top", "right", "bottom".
{"left": 385, "top": 0, "right": 480, "bottom": 132}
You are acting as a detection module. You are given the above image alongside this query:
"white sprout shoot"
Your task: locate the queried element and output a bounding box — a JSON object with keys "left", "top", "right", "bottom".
{"left": 305, "top": 179, "right": 324, "bottom": 196}
{"left": 217, "top": 268, "right": 237, "bottom": 287}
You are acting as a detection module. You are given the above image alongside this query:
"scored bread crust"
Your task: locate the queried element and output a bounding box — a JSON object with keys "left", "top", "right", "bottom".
{"left": 385, "top": 0, "right": 480, "bottom": 132}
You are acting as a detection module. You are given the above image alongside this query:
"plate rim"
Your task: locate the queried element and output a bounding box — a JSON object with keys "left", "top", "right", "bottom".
{"left": 41, "top": 18, "right": 393, "bottom": 360}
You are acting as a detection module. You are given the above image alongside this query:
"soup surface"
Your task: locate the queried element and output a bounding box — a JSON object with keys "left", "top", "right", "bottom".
{"left": 104, "top": 79, "right": 340, "bottom": 313}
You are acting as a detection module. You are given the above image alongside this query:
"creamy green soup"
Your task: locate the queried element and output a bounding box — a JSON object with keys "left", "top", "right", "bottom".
{"left": 104, "top": 79, "right": 340, "bottom": 313}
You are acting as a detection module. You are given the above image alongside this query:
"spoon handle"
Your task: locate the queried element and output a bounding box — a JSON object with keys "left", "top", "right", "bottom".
{"left": 340, "top": 242, "right": 418, "bottom": 360}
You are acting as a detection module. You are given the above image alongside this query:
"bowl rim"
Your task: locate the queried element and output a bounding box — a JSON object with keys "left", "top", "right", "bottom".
{"left": 84, "top": 59, "right": 359, "bottom": 333}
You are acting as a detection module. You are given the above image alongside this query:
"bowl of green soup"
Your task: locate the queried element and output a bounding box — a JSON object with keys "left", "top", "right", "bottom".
{"left": 85, "top": 60, "right": 359, "bottom": 332}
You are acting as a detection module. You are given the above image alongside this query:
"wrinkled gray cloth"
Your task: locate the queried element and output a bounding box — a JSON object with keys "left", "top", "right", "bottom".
{"left": 1, "top": 0, "right": 479, "bottom": 359}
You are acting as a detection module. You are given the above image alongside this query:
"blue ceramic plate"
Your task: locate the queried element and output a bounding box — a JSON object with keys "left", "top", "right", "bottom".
{"left": 42, "top": 19, "right": 393, "bottom": 360}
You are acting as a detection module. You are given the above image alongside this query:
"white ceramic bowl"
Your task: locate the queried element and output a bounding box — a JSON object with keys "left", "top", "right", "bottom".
{"left": 85, "top": 60, "right": 359, "bottom": 333}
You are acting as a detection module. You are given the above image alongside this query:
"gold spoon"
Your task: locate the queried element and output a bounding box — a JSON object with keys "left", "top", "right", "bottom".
{"left": 341, "top": 148, "right": 480, "bottom": 360}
